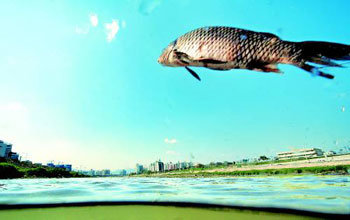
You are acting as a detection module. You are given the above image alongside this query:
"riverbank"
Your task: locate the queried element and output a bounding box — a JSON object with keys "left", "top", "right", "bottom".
{"left": 137, "top": 155, "right": 350, "bottom": 177}
{"left": 141, "top": 165, "right": 350, "bottom": 178}
{"left": 0, "top": 161, "right": 86, "bottom": 179}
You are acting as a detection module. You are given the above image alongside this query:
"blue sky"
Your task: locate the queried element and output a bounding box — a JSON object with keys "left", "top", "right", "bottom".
{"left": 0, "top": 0, "right": 350, "bottom": 170}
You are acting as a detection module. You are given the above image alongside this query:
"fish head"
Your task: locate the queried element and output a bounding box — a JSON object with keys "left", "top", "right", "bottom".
{"left": 158, "top": 40, "right": 185, "bottom": 67}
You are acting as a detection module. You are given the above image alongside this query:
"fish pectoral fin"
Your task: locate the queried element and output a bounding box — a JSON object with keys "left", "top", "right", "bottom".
{"left": 247, "top": 61, "right": 282, "bottom": 74}
{"left": 185, "top": 66, "right": 201, "bottom": 81}
{"left": 207, "top": 67, "right": 230, "bottom": 71}
{"left": 298, "top": 63, "right": 334, "bottom": 79}
{"left": 174, "top": 50, "right": 193, "bottom": 64}
{"left": 261, "top": 64, "right": 283, "bottom": 74}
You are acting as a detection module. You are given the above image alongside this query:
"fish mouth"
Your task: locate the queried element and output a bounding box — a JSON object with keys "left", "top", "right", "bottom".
{"left": 157, "top": 55, "right": 168, "bottom": 66}
{"left": 157, "top": 49, "right": 167, "bottom": 65}
{"left": 158, "top": 42, "right": 177, "bottom": 66}
{"left": 158, "top": 50, "right": 172, "bottom": 66}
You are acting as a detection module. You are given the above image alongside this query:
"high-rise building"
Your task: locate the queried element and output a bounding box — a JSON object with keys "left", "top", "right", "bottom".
{"left": 9, "top": 152, "right": 19, "bottom": 160}
{"left": 121, "top": 169, "right": 127, "bottom": 176}
{"left": 64, "top": 164, "right": 72, "bottom": 172}
{"left": 0, "top": 140, "right": 12, "bottom": 158}
{"left": 102, "top": 169, "right": 111, "bottom": 176}
{"left": 95, "top": 170, "right": 103, "bottom": 176}
{"left": 136, "top": 164, "right": 144, "bottom": 174}
{"left": 158, "top": 160, "right": 164, "bottom": 172}
{"left": 88, "top": 170, "right": 95, "bottom": 176}
{"left": 149, "top": 160, "right": 164, "bottom": 172}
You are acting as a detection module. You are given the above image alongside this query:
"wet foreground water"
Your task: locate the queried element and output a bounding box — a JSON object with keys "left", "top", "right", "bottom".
{"left": 0, "top": 175, "right": 349, "bottom": 214}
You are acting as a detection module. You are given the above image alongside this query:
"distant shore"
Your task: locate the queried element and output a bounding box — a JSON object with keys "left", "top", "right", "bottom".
{"left": 0, "top": 160, "right": 86, "bottom": 179}
{"left": 137, "top": 154, "right": 350, "bottom": 178}
{"left": 141, "top": 165, "right": 350, "bottom": 178}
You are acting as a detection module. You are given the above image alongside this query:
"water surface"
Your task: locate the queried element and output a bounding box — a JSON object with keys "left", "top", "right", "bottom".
{"left": 0, "top": 175, "right": 349, "bottom": 214}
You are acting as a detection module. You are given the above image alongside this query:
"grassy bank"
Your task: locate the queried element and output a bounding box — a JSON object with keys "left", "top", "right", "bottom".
{"left": 140, "top": 165, "right": 350, "bottom": 178}
{"left": 0, "top": 161, "right": 86, "bottom": 179}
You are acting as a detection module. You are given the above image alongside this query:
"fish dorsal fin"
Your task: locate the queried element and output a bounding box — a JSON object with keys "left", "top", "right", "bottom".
{"left": 185, "top": 66, "right": 201, "bottom": 81}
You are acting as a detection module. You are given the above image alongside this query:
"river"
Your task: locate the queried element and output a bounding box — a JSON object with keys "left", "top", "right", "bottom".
{"left": 0, "top": 175, "right": 349, "bottom": 214}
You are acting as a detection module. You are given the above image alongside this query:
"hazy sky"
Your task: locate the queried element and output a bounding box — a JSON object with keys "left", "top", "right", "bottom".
{"left": 1, "top": 0, "right": 350, "bottom": 170}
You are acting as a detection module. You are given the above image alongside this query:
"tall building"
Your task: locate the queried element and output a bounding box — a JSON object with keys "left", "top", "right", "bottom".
{"left": 102, "top": 169, "right": 111, "bottom": 176}
{"left": 0, "top": 140, "right": 12, "bottom": 158}
{"left": 164, "top": 162, "right": 175, "bottom": 171}
{"left": 9, "top": 152, "right": 19, "bottom": 160}
{"left": 64, "top": 165, "right": 72, "bottom": 172}
{"left": 88, "top": 169, "right": 96, "bottom": 176}
{"left": 158, "top": 160, "right": 164, "bottom": 172}
{"left": 277, "top": 148, "right": 324, "bottom": 160}
{"left": 149, "top": 160, "right": 164, "bottom": 172}
{"left": 149, "top": 162, "right": 156, "bottom": 172}
{"left": 136, "top": 164, "right": 144, "bottom": 174}
{"left": 121, "top": 169, "right": 127, "bottom": 176}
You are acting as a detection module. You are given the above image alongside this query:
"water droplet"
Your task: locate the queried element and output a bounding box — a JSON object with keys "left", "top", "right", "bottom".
{"left": 276, "top": 27, "right": 283, "bottom": 35}
{"left": 240, "top": 34, "right": 247, "bottom": 40}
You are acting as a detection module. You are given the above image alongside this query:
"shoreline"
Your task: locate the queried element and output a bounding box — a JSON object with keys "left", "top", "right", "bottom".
{"left": 136, "top": 157, "right": 350, "bottom": 178}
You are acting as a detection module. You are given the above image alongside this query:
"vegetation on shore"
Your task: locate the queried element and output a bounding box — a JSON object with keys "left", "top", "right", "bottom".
{"left": 138, "top": 165, "right": 350, "bottom": 178}
{"left": 0, "top": 160, "right": 86, "bottom": 179}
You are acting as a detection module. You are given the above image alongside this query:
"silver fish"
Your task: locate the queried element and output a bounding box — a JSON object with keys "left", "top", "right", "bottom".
{"left": 158, "top": 26, "right": 350, "bottom": 80}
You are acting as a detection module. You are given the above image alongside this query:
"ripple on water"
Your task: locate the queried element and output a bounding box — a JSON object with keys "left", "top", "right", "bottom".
{"left": 0, "top": 176, "right": 350, "bottom": 214}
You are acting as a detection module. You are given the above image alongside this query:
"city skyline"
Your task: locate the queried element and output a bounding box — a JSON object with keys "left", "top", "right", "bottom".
{"left": 1, "top": 0, "right": 350, "bottom": 170}
{"left": 2, "top": 137, "right": 349, "bottom": 171}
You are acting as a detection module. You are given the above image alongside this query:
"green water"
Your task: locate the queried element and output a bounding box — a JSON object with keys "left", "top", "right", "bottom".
{"left": 0, "top": 205, "right": 320, "bottom": 220}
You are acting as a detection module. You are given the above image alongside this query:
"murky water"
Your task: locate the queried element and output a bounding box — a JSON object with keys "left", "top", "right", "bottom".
{"left": 0, "top": 176, "right": 349, "bottom": 214}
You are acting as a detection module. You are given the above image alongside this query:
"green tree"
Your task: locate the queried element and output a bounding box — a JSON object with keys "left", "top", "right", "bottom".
{"left": 259, "top": 155, "right": 269, "bottom": 161}
{"left": 0, "top": 163, "right": 24, "bottom": 179}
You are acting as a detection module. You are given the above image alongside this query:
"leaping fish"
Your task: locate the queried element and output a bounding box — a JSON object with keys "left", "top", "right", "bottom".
{"left": 157, "top": 26, "right": 350, "bottom": 80}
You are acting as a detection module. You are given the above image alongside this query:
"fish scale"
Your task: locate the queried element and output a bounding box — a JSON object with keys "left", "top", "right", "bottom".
{"left": 158, "top": 26, "right": 350, "bottom": 80}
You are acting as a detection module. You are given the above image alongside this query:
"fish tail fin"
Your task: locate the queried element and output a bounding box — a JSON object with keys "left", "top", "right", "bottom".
{"left": 296, "top": 41, "right": 350, "bottom": 79}
{"left": 297, "top": 63, "right": 334, "bottom": 79}
{"left": 300, "top": 41, "right": 350, "bottom": 63}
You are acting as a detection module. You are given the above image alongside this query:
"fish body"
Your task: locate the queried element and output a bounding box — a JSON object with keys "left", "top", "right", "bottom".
{"left": 158, "top": 26, "right": 350, "bottom": 80}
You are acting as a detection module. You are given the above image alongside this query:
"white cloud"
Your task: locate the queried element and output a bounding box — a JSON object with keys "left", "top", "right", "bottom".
{"left": 105, "top": 20, "right": 120, "bottom": 42}
{"left": 164, "top": 138, "right": 177, "bottom": 144}
{"left": 166, "top": 150, "right": 178, "bottom": 155}
{"left": 90, "top": 14, "right": 98, "bottom": 27}
{"left": 75, "top": 13, "right": 97, "bottom": 35}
